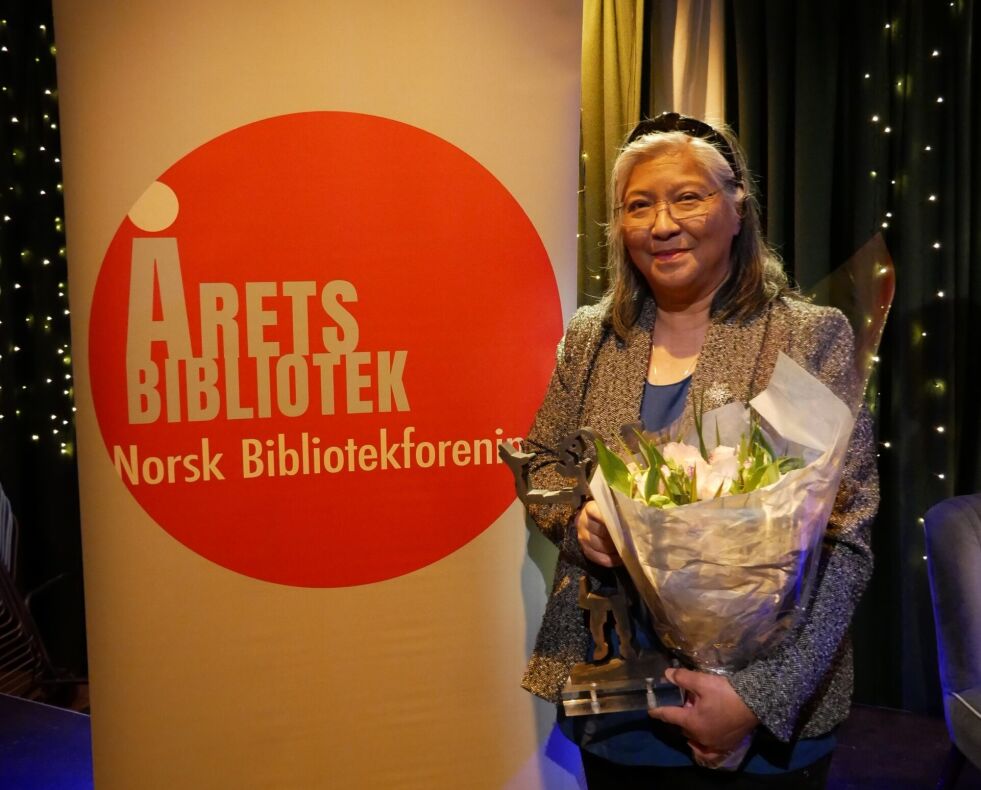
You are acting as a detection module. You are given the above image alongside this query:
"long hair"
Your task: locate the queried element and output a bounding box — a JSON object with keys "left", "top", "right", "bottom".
{"left": 603, "top": 124, "right": 793, "bottom": 338}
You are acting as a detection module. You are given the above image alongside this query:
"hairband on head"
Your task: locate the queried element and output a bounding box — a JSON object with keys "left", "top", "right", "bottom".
{"left": 626, "top": 112, "right": 743, "bottom": 184}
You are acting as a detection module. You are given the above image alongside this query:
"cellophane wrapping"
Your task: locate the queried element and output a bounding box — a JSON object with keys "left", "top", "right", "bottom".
{"left": 589, "top": 353, "right": 855, "bottom": 673}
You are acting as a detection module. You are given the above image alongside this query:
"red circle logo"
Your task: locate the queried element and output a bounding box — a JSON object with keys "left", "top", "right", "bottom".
{"left": 89, "top": 112, "right": 562, "bottom": 587}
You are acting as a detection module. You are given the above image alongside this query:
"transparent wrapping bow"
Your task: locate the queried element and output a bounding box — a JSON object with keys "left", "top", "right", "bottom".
{"left": 589, "top": 353, "right": 856, "bottom": 673}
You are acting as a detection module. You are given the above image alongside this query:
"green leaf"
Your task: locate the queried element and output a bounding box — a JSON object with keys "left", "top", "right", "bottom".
{"left": 750, "top": 415, "right": 776, "bottom": 460}
{"left": 742, "top": 461, "right": 768, "bottom": 492}
{"left": 693, "top": 391, "right": 709, "bottom": 461}
{"left": 778, "top": 456, "right": 805, "bottom": 474}
{"left": 634, "top": 429, "right": 659, "bottom": 471}
{"left": 661, "top": 463, "right": 685, "bottom": 502}
{"left": 593, "top": 437, "right": 632, "bottom": 496}
{"left": 759, "top": 460, "right": 782, "bottom": 487}
{"left": 642, "top": 463, "right": 661, "bottom": 503}
{"left": 737, "top": 431, "right": 750, "bottom": 467}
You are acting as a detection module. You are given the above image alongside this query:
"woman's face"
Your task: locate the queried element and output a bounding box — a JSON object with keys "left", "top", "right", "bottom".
{"left": 621, "top": 150, "right": 741, "bottom": 308}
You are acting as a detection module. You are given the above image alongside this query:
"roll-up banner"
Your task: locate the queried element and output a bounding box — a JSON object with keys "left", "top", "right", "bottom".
{"left": 52, "top": 2, "right": 582, "bottom": 787}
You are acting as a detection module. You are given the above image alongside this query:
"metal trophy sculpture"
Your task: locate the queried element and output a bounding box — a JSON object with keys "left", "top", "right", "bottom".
{"left": 500, "top": 432, "right": 684, "bottom": 716}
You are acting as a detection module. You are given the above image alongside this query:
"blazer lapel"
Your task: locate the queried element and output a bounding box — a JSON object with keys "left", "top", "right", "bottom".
{"left": 680, "top": 302, "right": 773, "bottom": 428}
{"left": 586, "top": 299, "right": 655, "bottom": 441}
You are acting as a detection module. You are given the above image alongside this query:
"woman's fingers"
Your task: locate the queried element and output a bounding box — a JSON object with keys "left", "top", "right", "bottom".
{"left": 664, "top": 667, "right": 706, "bottom": 695}
{"left": 576, "top": 501, "right": 622, "bottom": 566}
{"left": 582, "top": 543, "right": 618, "bottom": 567}
{"left": 649, "top": 669, "right": 758, "bottom": 754}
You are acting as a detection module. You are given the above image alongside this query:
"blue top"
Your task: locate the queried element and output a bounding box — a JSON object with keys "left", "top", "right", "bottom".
{"left": 559, "top": 376, "right": 835, "bottom": 772}
{"left": 640, "top": 376, "right": 690, "bottom": 434}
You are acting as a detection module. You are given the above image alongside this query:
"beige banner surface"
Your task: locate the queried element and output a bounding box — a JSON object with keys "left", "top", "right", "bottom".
{"left": 53, "top": 2, "right": 582, "bottom": 787}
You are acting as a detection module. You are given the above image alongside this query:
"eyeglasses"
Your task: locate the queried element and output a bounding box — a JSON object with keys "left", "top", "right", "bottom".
{"left": 617, "top": 191, "right": 720, "bottom": 227}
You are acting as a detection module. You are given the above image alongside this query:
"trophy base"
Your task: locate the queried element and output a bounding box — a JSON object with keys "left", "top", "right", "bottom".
{"left": 560, "top": 651, "right": 684, "bottom": 716}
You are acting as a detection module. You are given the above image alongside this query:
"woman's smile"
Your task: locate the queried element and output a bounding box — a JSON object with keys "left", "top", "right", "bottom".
{"left": 652, "top": 247, "right": 692, "bottom": 263}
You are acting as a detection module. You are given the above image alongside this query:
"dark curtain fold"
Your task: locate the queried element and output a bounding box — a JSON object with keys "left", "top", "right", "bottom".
{"left": 725, "top": 0, "right": 981, "bottom": 713}
{"left": 0, "top": 1, "right": 85, "bottom": 675}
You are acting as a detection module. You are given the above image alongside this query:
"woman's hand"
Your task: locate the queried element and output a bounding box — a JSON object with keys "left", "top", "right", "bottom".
{"left": 575, "top": 500, "right": 622, "bottom": 567}
{"left": 648, "top": 667, "right": 758, "bottom": 759}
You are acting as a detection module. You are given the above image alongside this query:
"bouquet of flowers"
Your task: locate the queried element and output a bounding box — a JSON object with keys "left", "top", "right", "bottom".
{"left": 595, "top": 411, "right": 806, "bottom": 511}
{"left": 589, "top": 353, "right": 855, "bottom": 673}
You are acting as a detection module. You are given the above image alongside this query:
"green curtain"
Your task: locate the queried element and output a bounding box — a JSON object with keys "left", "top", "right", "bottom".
{"left": 724, "top": 0, "right": 981, "bottom": 713}
{"left": 579, "top": 0, "right": 645, "bottom": 304}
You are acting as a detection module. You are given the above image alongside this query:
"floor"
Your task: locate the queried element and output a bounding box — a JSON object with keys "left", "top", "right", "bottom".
{"left": 44, "top": 694, "right": 981, "bottom": 788}
{"left": 830, "top": 704, "right": 981, "bottom": 789}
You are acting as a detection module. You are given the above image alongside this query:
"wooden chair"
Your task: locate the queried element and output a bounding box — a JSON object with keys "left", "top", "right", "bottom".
{"left": 0, "top": 485, "right": 85, "bottom": 704}
{"left": 0, "top": 553, "right": 61, "bottom": 699}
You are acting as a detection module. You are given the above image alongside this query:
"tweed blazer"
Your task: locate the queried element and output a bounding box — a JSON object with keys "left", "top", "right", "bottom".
{"left": 521, "top": 295, "right": 878, "bottom": 743}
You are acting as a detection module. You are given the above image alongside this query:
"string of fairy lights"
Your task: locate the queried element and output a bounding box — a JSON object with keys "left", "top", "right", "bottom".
{"left": 865, "top": 2, "right": 961, "bottom": 560}
{"left": 0, "top": 13, "right": 75, "bottom": 460}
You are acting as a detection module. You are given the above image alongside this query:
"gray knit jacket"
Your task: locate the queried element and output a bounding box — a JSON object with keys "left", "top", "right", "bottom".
{"left": 520, "top": 295, "right": 879, "bottom": 743}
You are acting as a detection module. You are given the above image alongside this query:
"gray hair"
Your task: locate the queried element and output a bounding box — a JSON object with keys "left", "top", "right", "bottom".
{"left": 602, "top": 127, "right": 792, "bottom": 338}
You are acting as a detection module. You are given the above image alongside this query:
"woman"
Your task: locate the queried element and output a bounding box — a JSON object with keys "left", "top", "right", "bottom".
{"left": 521, "top": 113, "right": 878, "bottom": 788}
